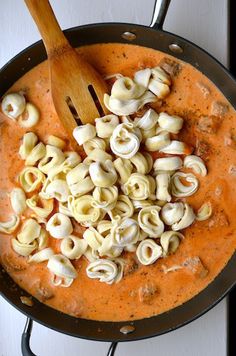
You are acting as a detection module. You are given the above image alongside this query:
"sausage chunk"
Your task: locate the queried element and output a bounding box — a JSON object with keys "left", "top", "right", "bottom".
{"left": 196, "top": 115, "right": 221, "bottom": 134}
{"left": 138, "top": 283, "right": 158, "bottom": 304}
{"left": 183, "top": 257, "right": 208, "bottom": 278}
{"left": 159, "top": 57, "right": 182, "bottom": 77}
{"left": 211, "top": 101, "right": 228, "bottom": 117}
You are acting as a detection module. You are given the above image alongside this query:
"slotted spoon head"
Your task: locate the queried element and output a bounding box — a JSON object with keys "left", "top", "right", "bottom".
{"left": 24, "top": 0, "right": 109, "bottom": 146}
{"left": 49, "top": 45, "right": 109, "bottom": 143}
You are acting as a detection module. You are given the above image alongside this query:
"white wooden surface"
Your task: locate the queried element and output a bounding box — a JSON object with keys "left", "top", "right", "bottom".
{"left": 0, "top": 1, "right": 228, "bottom": 355}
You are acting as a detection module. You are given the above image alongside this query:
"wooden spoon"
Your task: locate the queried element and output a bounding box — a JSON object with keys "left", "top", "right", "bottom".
{"left": 24, "top": 0, "right": 108, "bottom": 145}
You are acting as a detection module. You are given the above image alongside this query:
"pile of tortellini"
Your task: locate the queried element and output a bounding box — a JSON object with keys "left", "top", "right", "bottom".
{"left": 0, "top": 66, "right": 212, "bottom": 287}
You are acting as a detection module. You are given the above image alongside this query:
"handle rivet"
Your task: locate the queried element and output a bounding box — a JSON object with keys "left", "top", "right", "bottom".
{"left": 169, "top": 43, "right": 183, "bottom": 54}
{"left": 121, "top": 32, "right": 136, "bottom": 41}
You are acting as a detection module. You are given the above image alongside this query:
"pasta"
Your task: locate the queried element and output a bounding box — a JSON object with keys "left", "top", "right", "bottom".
{"left": 160, "top": 231, "right": 184, "bottom": 256}
{"left": 111, "top": 76, "right": 146, "bottom": 100}
{"left": 12, "top": 238, "right": 38, "bottom": 257}
{"left": 104, "top": 91, "right": 156, "bottom": 116}
{"left": 1, "top": 92, "right": 26, "bottom": 119}
{"left": 38, "top": 145, "right": 65, "bottom": 174}
{"left": 109, "top": 195, "right": 134, "bottom": 221}
{"left": 66, "top": 163, "right": 94, "bottom": 197}
{"left": 19, "top": 167, "right": 45, "bottom": 192}
{"left": 196, "top": 202, "right": 212, "bottom": 221}
{"left": 145, "top": 131, "right": 170, "bottom": 151}
{"left": 134, "top": 68, "right": 151, "bottom": 88}
{"left": 92, "top": 186, "right": 118, "bottom": 211}
{"left": 134, "top": 108, "right": 158, "bottom": 130}
{"left": 158, "top": 112, "right": 184, "bottom": 134}
{"left": 111, "top": 218, "right": 139, "bottom": 247}
{"left": 153, "top": 156, "right": 182, "bottom": 173}
{"left": 86, "top": 259, "right": 119, "bottom": 284}
{"left": 156, "top": 173, "right": 171, "bottom": 202}
{"left": 184, "top": 155, "right": 207, "bottom": 176}
{"left": 113, "top": 157, "right": 133, "bottom": 184}
{"left": 19, "top": 132, "right": 38, "bottom": 160}
{"left": 25, "top": 143, "right": 46, "bottom": 166}
{"left": 17, "top": 218, "right": 41, "bottom": 244}
{"left": 26, "top": 194, "right": 54, "bottom": 218}
{"left": 95, "top": 114, "right": 119, "bottom": 138}
{"left": 43, "top": 179, "right": 70, "bottom": 202}
{"left": 18, "top": 102, "right": 40, "bottom": 128}
{"left": 171, "top": 172, "right": 199, "bottom": 197}
{"left": 68, "top": 195, "right": 104, "bottom": 226}
{"left": 28, "top": 247, "right": 54, "bottom": 263}
{"left": 110, "top": 123, "right": 140, "bottom": 159}
{"left": 136, "top": 239, "right": 162, "bottom": 265}
{"left": 0, "top": 215, "right": 20, "bottom": 234}
{"left": 46, "top": 135, "right": 66, "bottom": 149}
{"left": 89, "top": 160, "right": 118, "bottom": 187}
{"left": 46, "top": 213, "right": 73, "bottom": 239}
{"left": 10, "top": 187, "right": 26, "bottom": 215}
{"left": 172, "top": 203, "right": 195, "bottom": 231}
{"left": 160, "top": 140, "right": 192, "bottom": 155}
{"left": 83, "top": 227, "right": 104, "bottom": 250}
{"left": 47, "top": 254, "right": 77, "bottom": 287}
{"left": 161, "top": 202, "right": 184, "bottom": 225}
{"left": 73, "top": 123, "right": 96, "bottom": 145}
{"left": 61, "top": 236, "right": 88, "bottom": 260}
{"left": 138, "top": 206, "right": 164, "bottom": 238}
{"left": 83, "top": 137, "right": 107, "bottom": 155}
{"left": 130, "top": 152, "right": 153, "bottom": 174}
{"left": 83, "top": 148, "right": 112, "bottom": 165}
{"left": 123, "top": 173, "right": 155, "bottom": 200}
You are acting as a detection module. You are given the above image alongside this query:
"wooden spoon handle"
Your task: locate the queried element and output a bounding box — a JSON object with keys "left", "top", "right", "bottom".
{"left": 24, "top": 0, "right": 70, "bottom": 57}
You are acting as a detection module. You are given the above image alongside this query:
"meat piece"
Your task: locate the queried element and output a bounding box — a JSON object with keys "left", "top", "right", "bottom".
{"left": 194, "top": 139, "right": 211, "bottom": 161}
{"left": 159, "top": 57, "right": 182, "bottom": 77}
{"left": 228, "top": 165, "right": 236, "bottom": 176}
{"left": 35, "top": 285, "right": 54, "bottom": 302}
{"left": 138, "top": 283, "right": 158, "bottom": 304}
{"left": 20, "top": 296, "right": 34, "bottom": 307}
{"left": 123, "top": 257, "right": 139, "bottom": 276}
{"left": 208, "top": 209, "right": 229, "bottom": 228}
{"left": 182, "top": 257, "right": 208, "bottom": 278}
{"left": 196, "top": 115, "right": 221, "bottom": 134}
{"left": 196, "top": 82, "right": 210, "bottom": 98}
{"left": 224, "top": 129, "right": 236, "bottom": 149}
{"left": 211, "top": 101, "right": 228, "bottom": 117}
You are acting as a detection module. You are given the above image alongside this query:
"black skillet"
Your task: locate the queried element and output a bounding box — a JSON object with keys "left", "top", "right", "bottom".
{"left": 0, "top": 1, "right": 236, "bottom": 355}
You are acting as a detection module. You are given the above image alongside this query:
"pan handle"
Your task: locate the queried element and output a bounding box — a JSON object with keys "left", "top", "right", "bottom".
{"left": 21, "top": 318, "right": 36, "bottom": 356}
{"left": 150, "top": 0, "right": 171, "bottom": 30}
{"left": 21, "top": 317, "right": 119, "bottom": 356}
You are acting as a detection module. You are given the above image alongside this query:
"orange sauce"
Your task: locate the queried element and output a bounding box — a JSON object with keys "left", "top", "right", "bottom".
{"left": 0, "top": 43, "right": 236, "bottom": 321}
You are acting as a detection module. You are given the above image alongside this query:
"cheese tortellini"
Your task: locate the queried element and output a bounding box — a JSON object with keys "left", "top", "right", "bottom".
{"left": 123, "top": 173, "right": 155, "bottom": 200}
{"left": 10, "top": 188, "right": 26, "bottom": 215}
{"left": 95, "top": 114, "right": 119, "bottom": 138}
{"left": 136, "top": 239, "right": 162, "bottom": 265}
{"left": 0, "top": 215, "right": 20, "bottom": 234}
{"left": 89, "top": 160, "right": 117, "bottom": 187}
{"left": 46, "top": 213, "right": 73, "bottom": 239}
{"left": 110, "top": 123, "right": 140, "bottom": 159}
{"left": 138, "top": 206, "right": 164, "bottom": 238}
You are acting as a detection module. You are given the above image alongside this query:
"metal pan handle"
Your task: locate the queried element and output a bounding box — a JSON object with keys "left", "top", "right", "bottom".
{"left": 150, "top": 0, "right": 171, "bottom": 30}
{"left": 21, "top": 318, "right": 119, "bottom": 356}
{"left": 21, "top": 318, "right": 36, "bottom": 356}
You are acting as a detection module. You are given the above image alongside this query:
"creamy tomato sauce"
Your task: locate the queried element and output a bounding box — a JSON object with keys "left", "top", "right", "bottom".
{"left": 0, "top": 44, "right": 236, "bottom": 321}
